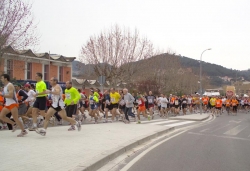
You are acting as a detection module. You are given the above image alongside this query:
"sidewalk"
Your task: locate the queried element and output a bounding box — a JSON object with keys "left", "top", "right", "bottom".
{"left": 0, "top": 122, "right": 174, "bottom": 171}
{"left": 169, "top": 113, "right": 210, "bottom": 121}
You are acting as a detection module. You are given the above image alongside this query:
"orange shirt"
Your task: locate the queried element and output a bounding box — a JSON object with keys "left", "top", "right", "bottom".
{"left": 231, "top": 99, "right": 238, "bottom": 106}
{"left": 225, "top": 99, "right": 231, "bottom": 107}
{"left": 0, "top": 96, "right": 4, "bottom": 111}
{"left": 202, "top": 97, "right": 209, "bottom": 105}
{"left": 170, "top": 97, "right": 175, "bottom": 104}
{"left": 215, "top": 99, "right": 222, "bottom": 107}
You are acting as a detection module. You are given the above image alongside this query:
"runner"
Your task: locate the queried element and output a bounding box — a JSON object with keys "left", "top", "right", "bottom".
{"left": 187, "top": 95, "right": 193, "bottom": 114}
{"left": 202, "top": 95, "right": 209, "bottom": 113}
{"left": 36, "top": 77, "right": 81, "bottom": 136}
{"left": 225, "top": 97, "right": 231, "bottom": 115}
{"left": 110, "top": 88, "right": 121, "bottom": 122}
{"left": 123, "top": 88, "right": 135, "bottom": 124}
{"left": 181, "top": 95, "right": 188, "bottom": 115}
{"left": 88, "top": 90, "right": 99, "bottom": 123}
{"left": 231, "top": 96, "right": 239, "bottom": 115}
{"left": 136, "top": 94, "right": 147, "bottom": 123}
{"left": 29, "top": 72, "right": 47, "bottom": 131}
{"left": 147, "top": 91, "right": 156, "bottom": 120}
{"left": 209, "top": 96, "right": 216, "bottom": 115}
{"left": 159, "top": 94, "right": 168, "bottom": 118}
{"left": 174, "top": 96, "right": 181, "bottom": 115}
{"left": 0, "top": 74, "right": 28, "bottom": 137}
{"left": 215, "top": 96, "right": 222, "bottom": 117}
{"left": 103, "top": 90, "right": 113, "bottom": 123}
{"left": 64, "top": 81, "right": 80, "bottom": 118}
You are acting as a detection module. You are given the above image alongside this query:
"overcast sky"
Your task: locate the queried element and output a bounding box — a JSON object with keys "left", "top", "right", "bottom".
{"left": 31, "top": 0, "right": 250, "bottom": 70}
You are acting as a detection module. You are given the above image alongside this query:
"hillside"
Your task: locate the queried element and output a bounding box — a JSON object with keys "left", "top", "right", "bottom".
{"left": 72, "top": 54, "right": 248, "bottom": 93}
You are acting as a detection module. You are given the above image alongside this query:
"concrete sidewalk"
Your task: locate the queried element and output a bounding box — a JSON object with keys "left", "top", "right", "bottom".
{"left": 169, "top": 113, "right": 210, "bottom": 121}
{"left": 0, "top": 122, "right": 174, "bottom": 171}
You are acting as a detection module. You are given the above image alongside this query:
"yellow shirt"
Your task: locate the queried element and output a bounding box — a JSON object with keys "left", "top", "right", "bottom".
{"left": 36, "top": 81, "right": 47, "bottom": 97}
{"left": 110, "top": 92, "right": 120, "bottom": 104}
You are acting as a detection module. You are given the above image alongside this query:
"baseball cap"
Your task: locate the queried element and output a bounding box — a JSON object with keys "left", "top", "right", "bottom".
{"left": 24, "top": 84, "right": 31, "bottom": 88}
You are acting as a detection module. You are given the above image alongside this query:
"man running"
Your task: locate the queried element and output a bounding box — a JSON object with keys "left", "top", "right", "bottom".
{"left": 64, "top": 81, "right": 81, "bottom": 118}
{"left": 0, "top": 74, "right": 28, "bottom": 137}
{"left": 110, "top": 88, "right": 121, "bottom": 122}
{"left": 36, "top": 77, "right": 81, "bottom": 136}
{"left": 147, "top": 91, "right": 155, "bottom": 120}
{"left": 29, "top": 72, "right": 47, "bottom": 131}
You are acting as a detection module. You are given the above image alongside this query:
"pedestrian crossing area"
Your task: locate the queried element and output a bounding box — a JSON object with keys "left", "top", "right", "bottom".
{"left": 189, "top": 120, "right": 250, "bottom": 140}
{"left": 135, "top": 119, "right": 197, "bottom": 128}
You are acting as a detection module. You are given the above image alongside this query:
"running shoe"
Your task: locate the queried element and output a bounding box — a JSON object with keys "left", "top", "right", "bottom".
{"left": 36, "top": 128, "right": 46, "bottom": 136}
{"left": 137, "top": 121, "right": 141, "bottom": 124}
{"left": 68, "top": 125, "right": 75, "bottom": 131}
{"left": 29, "top": 127, "right": 38, "bottom": 131}
{"left": 17, "top": 130, "right": 28, "bottom": 137}
{"left": 147, "top": 115, "right": 151, "bottom": 121}
{"left": 76, "top": 121, "right": 81, "bottom": 131}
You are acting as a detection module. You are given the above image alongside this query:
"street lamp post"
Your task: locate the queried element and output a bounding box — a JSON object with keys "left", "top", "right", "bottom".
{"left": 199, "top": 48, "right": 211, "bottom": 115}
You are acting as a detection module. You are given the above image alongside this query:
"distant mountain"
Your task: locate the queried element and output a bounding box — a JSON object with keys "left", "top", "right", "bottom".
{"left": 72, "top": 54, "right": 248, "bottom": 90}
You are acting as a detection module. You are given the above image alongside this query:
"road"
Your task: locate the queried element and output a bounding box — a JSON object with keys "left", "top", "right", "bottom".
{"left": 121, "top": 112, "right": 250, "bottom": 171}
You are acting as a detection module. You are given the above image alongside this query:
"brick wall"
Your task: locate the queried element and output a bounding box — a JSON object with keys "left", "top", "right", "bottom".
{"left": 49, "top": 64, "right": 58, "bottom": 79}
{"left": 63, "top": 66, "right": 71, "bottom": 82}
{"left": 32, "top": 63, "right": 43, "bottom": 80}
{"left": 13, "top": 60, "right": 25, "bottom": 80}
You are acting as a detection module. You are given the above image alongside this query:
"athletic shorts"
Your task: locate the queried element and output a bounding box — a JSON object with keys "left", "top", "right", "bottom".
{"left": 18, "top": 103, "right": 27, "bottom": 115}
{"left": 182, "top": 105, "right": 187, "bottom": 109}
{"left": 5, "top": 103, "right": 19, "bottom": 111}
{"left": 65, "top": 104, "right": 77, "bottom": 117}
{"left": 174, "top": 105, "right": 180, "bottom": 109}
{"left": 210, "top": 105, "right": 215, "bottom": 108}
{"left": 111, "top": 103, "right": 118, "bottom": 109}
{"left": 51, "top": 106, "right": 63, "bottom": 112}
{"left": 244, "top": 104, "right": 248, "bottom": 107}
{"left": 105, "top": 104, "right": 113, "bottom": 111}
{"left": 216, "top": 107, "right": 221, "bottom": 110}
{"left": 138, "top": 106, "right": 146, "bottom": 112}
{"left": 33, "top": 97, "right": 47, "bottom": 111}
{"left": 90, "top": 104, "right": 97, "bottom": 110}
{"left": 148, "top": 104, "right": 154, "bottom": 108}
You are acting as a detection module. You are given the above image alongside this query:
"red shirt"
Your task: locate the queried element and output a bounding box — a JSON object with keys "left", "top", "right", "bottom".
{"left": 138, "top": 98, "right": 145, "bottom": 107}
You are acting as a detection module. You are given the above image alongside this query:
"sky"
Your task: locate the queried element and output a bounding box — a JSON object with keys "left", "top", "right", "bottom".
{"left": 30, "top": 0, "right": 250, "bottom": 70}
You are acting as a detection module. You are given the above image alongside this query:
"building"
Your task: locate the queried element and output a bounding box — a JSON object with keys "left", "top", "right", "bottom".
{"left": 0, "top": 46, "right": 75, "bottom": 88}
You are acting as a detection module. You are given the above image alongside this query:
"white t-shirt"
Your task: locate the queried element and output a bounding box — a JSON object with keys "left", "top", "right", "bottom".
{"left": 26, "top": 89, "right": 36, "bottom": 106}
{"left": 160, "top": 97, "right": 168, "bottom": 108}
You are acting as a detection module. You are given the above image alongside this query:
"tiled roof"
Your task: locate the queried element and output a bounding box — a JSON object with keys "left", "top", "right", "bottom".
{"left": 2, "top": 45, "right": 75, "bottom": 62}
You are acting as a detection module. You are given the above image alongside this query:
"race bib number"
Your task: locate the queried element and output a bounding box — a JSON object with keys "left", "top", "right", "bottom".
{"left": 175, "top": 100, "right": 179, "bottom": 105}
{"left": 81, "top": 100, "right": 85, "bottom": 104}
{"left": 182, "top": 101, "right": 187, "bottom": 104}
{"left": 226, "top": 102, "right": 230, "bottom": 105}
{"left": 138, "top": 100, "right": 142, "bottom": 105}
{"left": 232, "top": 103, "right": 236, "bottom": 106}
{"left": 119, "top": 100, "right": 125, "bottom": 105}
{"left": 111, "top": 98, "right": 115, "bottom": 103}
{"left": 217, "top": 102, "right": 220, "bottom": 105}
{"left": 66, "top": 93, "right": 71, "bottom": 99}
{"left": 148, "top": 99, "right": 153, "bottom": 103}
{"left": 106, "top": 100, "right": 110, "bottom": 104}
{"left": 90, "top": 100, "right": 94, "bottom": 105}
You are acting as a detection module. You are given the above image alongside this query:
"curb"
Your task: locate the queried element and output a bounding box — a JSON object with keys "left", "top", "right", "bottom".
{"left": 168, "top": 114, "right": 210, "bottom": 121}
{"left": 72, "top": 126, "right": 175, "bottom": 171}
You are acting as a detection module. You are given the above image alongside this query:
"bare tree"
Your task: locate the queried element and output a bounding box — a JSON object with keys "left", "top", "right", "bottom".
{"left": 80, "top": 25, "right": 156, "bottom": 86}
{"left": 0, "top": 0, "right": 38, "bottom": 59}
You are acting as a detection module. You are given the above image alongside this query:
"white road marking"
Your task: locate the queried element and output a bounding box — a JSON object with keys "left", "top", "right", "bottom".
{"left": 224, "top": 125, "right": 248, "bottom": 136}
{"left": 120, "top": 130, "right": 186, "bottom": 171}
{"left": 210, "top": 124, "right": 230, "bottom": 133}
{"left": 164, "top": 121, "right": 195, "bottom": 127}
{"left": 188, "top": 132, "right": 250, "bottom": 141}
{"left": 229, "top": 120, "right": 242, "bottom": 124}
{"left": 200, "top": 128, "right": 210, "bottom": 132}
{"left": 149, "top": 120, "right": 179, "bottom": 125}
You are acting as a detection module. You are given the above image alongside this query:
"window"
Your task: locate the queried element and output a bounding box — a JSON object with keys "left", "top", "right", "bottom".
{"left": 44, "top": 64, "right": 49, "bottom": 80}
{"left": 27, "top": 63, "right": 32, "bottom": 79}
{"left": 7, "top": 59, "right": 13, "bottom": 78}
{"left": 59, "top": 66, "right": 63, "bottom": 82}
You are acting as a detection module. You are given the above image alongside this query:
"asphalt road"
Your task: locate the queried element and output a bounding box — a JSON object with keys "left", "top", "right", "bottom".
{"left": 125, "top": 112, "right": 250, "bottom": 171}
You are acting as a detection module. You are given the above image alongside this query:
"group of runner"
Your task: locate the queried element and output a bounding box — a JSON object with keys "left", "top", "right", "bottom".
{"left": 0, "top": 72, "right": 248, "bottom": 137}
